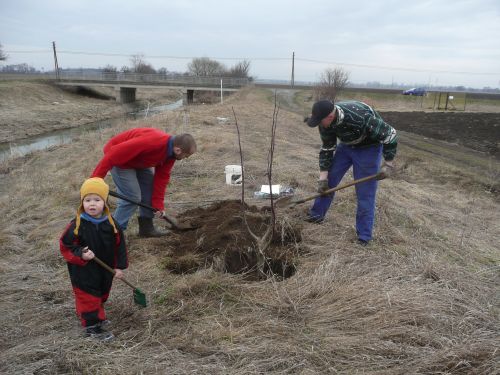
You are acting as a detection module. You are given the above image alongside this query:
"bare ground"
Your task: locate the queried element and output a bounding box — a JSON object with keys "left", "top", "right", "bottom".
{"left": 0, "top": 86, "right": 499, "bottom": 374}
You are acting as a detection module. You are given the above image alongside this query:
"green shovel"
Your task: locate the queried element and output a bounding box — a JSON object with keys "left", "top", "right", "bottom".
{"left": 92, "top": 255, "right": 147, "bottom": 308}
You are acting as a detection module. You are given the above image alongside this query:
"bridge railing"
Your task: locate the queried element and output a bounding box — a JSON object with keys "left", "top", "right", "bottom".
{"left": 57, "top": 71, "right": 249, "bottom": 88}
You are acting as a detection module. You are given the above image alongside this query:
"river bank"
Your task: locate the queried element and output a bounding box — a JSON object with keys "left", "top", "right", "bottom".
{"left": 0, "top": 80, "right": 183, "bottom": 143}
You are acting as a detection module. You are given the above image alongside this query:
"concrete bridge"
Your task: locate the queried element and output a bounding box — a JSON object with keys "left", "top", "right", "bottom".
{"left": 54, "top": 71, "right": 249, "bottom": 103}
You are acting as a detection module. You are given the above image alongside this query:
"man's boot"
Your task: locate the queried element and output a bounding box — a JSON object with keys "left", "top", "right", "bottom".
{"left": 138, "top": 217, "right": 167, "bottom": 238}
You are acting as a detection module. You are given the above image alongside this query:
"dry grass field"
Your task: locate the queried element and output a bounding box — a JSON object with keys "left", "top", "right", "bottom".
{"left": 0, "top": 85, "right": 499, "bottom": 374}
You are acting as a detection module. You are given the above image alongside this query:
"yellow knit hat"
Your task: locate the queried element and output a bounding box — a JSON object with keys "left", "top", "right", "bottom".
{"left": 74, "top": 177, "right": 118, "bottom": 235}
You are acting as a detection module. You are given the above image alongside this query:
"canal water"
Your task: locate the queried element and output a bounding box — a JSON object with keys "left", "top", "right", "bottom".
{"left": 0, "top": 99, "right": 183, "bottom": 162}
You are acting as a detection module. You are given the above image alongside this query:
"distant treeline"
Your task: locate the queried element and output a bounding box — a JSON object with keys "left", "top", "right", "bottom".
{"left": 0, "top": 63, "right": 38, "bottom": 73}
{"left": 1, "top": 64, "right": 499, "bottom": 94}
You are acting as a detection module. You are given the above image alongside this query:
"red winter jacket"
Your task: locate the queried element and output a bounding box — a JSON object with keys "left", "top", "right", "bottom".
{"left": 92, "top": 128, "right": 176, "bottom": 210}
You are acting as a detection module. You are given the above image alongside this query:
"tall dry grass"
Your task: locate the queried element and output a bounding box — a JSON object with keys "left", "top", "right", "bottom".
{"left": 0, "top": 87, "right": 498, "bottom": 374}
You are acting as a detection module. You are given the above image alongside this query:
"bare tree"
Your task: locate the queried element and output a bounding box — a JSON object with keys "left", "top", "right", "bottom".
{"left": 130, "top": 54, "right": 156, "bottom": 74}
{"left": 188, "top": 57, "right": 226, "bottom": 76}
{"left": 0, "top": 43, "right": 7, "bottom": 61}
{"left": 232, "top": 107, "right": 246, "bottom": 206}
{"left": 232, "top": 93, "right": 280, "bottom": 275}
{"left": 136, "top": 62, "right": 156, "bottom": 74}
{"left": 102, "top": 65, "right": 117, "bottom": 72}
{"left": 229, "top": 59, "right": 251, "bottom": 78}
{"left": 314, "top": 67, "right": 350, "bottom": 101}
{"left": 102, "top": 65, "right": 117, "bottom": 79}
{"left": 130, "top": 54, "right": 144, "bottom": 71}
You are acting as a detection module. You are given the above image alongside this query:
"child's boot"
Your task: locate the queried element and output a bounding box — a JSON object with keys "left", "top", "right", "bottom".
{"left": 84, "top": 324, "right": 115, "bottom": 342}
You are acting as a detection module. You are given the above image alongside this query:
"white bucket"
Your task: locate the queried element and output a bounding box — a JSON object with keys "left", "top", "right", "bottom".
{"left": 225, "top": 165, "right": 242, "bottom": 185}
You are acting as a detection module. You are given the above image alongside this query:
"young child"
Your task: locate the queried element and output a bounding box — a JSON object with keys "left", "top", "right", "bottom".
{"left": 60, "top": 177, "right": 128, "bottom": 341}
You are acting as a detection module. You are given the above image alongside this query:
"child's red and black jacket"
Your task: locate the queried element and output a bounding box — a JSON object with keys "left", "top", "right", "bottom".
{"left": 59, "top": 217, "right": 128, "bottom": 295}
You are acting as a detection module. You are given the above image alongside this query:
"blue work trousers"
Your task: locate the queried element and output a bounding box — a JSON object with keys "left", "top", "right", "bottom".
{"left": 110, "top": 167, "right": 155, "bottom": 229}
{"left": 309, "top": 143, "right": 382, "bottom": 242}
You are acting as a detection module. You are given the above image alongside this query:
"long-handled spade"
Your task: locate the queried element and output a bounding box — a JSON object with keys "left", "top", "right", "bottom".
{"left": 91, "top": 255, "right": 147, "bottom": 308}
{"left": 276, "top": 173, "right": 382, "bottom": 209}
{"left": 109, "top": 190, "right": 198, "bottom": 231}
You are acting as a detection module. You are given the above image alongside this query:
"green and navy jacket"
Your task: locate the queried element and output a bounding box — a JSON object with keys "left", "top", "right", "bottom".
{"left": 318, "top": 101, "right": 398, "bottom": 171}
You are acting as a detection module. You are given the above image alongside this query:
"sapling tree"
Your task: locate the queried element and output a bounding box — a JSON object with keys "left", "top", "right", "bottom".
{"left": 232, "top": 92, "right": 280, "bottom": 274}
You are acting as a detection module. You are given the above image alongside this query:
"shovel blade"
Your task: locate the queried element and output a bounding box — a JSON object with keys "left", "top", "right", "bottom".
{"left": 274, "top": 196, "right": 296, "bottom": 209}
{"left": 175, "top": 223, "right": 199, "bottom": 231}
{"left": 163, "top": 219, "right": 200, "bottom": 231}
{"left": 162, "top": 213, "right": 199, "bottom": 231}
{"left": 133, "top": 288, "right": 147, "bottom": 308}
{"left": 260, "top": 196, "right": 300, "bottom": 210}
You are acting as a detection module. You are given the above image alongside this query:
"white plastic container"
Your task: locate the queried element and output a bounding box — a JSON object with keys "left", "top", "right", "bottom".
{"left": 260, "top": 184, "right": 281, "bottom": 195}
{"left": 225, "top": 165, "right": 242, "bottom": 185}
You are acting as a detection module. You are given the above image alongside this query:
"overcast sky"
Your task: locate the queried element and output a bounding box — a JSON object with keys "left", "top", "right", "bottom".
{"left": 1, "top": 0, "right": 499, "bottom": 88}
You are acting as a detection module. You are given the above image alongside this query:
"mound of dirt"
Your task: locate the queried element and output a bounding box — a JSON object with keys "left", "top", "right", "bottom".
{"left": 162, "top": 200, "right": 303, "bottom": 279}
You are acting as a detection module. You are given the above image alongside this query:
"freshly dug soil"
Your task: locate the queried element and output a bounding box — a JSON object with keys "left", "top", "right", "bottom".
{"left": 162, "top": 200, "right": 302, "bottom": 279}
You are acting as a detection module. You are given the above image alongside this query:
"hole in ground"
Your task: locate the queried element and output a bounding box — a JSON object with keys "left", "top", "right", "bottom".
{"left": 161, "top": 200, "right": 303, "bottom": 280}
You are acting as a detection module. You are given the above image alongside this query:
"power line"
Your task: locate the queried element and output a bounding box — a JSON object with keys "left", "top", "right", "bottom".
{"left": 296, "top": 58, "right": 499, "bottom": 76}
{"left": 6, "top": 49, "right": 288, "bottom": 60}
{"left": 4, "top": 49, "right": 499, "bottom": 76}
{"left": 4, "top": 50, "right": 52, "bottom": 53}
{"left": 62, "top": 51, "right": 290, "bottom": 61}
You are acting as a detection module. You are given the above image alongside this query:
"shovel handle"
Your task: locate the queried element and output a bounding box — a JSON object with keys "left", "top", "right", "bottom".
{"left": 108, "top": 190, "right": 179, "bottom": 228}
{"left": 291, "top": 173, "right": 381, "bottom": 206}
{"left": 92, "top": 255, "right": 137, "bottom": 290}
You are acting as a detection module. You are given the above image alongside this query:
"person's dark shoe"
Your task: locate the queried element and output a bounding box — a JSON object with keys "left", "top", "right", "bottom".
{"left": 138, "top": 217, "right": 167, "bottom": 237}
{"left": 84, "top": 324, "right": 115, "bottom": 342}
{"left": 99, "top": 320, "right": 111, "bottom": 328}
{"left": 357, "top": 239, "right": 369, "bottom": 247}
{"left": 305, "top": 215, "right": 324, "bottom": 224}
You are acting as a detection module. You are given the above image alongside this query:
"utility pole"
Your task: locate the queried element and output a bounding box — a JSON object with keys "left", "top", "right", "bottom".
{"left": 52, "top": 41, "right": 60, "bottom": 80}
{"left": 291, "top": 51, "right": 295, "bottom": 88}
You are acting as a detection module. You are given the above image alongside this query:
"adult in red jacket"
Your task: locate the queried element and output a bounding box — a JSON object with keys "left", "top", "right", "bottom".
{"left": 92, "top": 128, "right": 197, "bottom": 237}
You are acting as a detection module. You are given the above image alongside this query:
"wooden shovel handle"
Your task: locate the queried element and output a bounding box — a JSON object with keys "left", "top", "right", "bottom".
{"left": 108, "top": 190, "right": 180, "bottom": 228}
{"left": 92, "top": 255, "right": 137, "bottom": 290}
{"left": 292, "top": 173, "right": 381, "bottom": 206}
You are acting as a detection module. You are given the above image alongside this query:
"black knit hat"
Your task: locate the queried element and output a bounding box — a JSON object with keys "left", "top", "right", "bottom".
{"left": 306, "top": 100, "right": 335, "bottom": 127}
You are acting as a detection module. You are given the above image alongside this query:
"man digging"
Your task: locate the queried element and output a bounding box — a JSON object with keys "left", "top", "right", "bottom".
{"left": 304, "top": 99, "right": 398, "bottom": 246}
